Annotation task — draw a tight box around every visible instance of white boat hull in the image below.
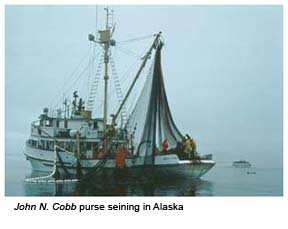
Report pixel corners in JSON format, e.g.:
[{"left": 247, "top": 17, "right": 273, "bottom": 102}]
[{"left": 24, "top": 145, "right": 215, "bottom": 179}]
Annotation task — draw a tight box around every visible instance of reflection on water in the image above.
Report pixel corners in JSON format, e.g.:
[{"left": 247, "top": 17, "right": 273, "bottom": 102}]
[
  {"left": 24, "top": 172, "right": 214, "bottom": 196},
  {"left": 75, "top": 178, "right": 213, "bottom": 196}
]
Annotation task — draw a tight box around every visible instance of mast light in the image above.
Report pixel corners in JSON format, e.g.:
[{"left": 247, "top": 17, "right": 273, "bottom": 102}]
[{"left": 88, "top": 34, "right": 95, "bottom": 41}]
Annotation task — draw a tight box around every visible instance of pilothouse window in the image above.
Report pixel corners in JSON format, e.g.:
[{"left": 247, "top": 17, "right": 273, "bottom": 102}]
[
  {"left": 45, "top": 120, "right": 51, "bottom": 126},
  {"left": 93, "top": 121, "right": 98, "bottom": 129},
  {"left": 48, "top": 141, "right": 54, "bottom": 151},
  {"left": 86, "top": 142, "right": 92, "bottom": 150},
  {"left": 31, "top": 140, "right": 37, "bottom": 147}
]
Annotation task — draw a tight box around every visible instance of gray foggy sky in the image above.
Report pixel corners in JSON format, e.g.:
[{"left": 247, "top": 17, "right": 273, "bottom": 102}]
[{"left": 5, "top": 5, "right": 282, "bottom": 168}]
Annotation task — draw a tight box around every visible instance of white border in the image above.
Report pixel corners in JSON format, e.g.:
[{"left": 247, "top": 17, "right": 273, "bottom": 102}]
[{"left": 1, "top": 1, "right": 286, "bottom": 228}]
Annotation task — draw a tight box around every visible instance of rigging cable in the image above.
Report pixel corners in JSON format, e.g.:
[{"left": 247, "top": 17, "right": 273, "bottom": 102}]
[
  {"left": 115, "top": 45, "right": 143, "bottom": 59},
  {"left": 52, "top": 49, "right": 102, "bottom": 110},
  {"left": 117, "top": 34, "right": 154, "bottom": 44},
  {"left": 87, "top": 43, "right": 96, "bottom": 98},
  {"left": 87, "top": 52, "right": 104, "bottom": 111},
  {"left": 48, "top": 46, "right": 94, "bottom": 109},
  {"left": 109, "top": 51, "right": 128, "bottom": 124}
]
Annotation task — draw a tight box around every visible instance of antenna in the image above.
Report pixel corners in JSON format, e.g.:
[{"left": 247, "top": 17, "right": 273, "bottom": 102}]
[
  {"left": 104, "top": 6, "right": 109, "bottom": 29},
  {"left": 104, "top": 6, "right": 114, "bottom": 29},
  {"left": 95, "top": 6, "right": 98, "bottom": 36}
]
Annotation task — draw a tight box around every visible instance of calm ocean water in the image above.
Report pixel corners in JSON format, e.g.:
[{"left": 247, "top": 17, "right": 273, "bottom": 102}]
[{"left": 5, "top": 135, "right": 283, "bottom": 196}]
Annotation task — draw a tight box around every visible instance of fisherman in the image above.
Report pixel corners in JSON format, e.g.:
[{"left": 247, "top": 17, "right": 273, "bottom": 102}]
[
  {"left": 175, "top": 141, "right": 184, "bottom": 159},
  {"left": 106, "top": 124, "right": 116, "bottom": 137},
  {"left": 190, "top": 138, "right": 197, "bottom": 160},
  {"left": 184, "top": 135, "right": 192, "bottom": 159},
  {"left": 98, "top": 145, "right": 105, "bottom": 159},
  {"left": 92, "top": 143, "right": 98, "bottom": 159},
  {"left": 116, "top": 144, "right": 128, "bottom": 169},
  {"left": 161, "top": 139, "right": 168, "bottom": 154}
]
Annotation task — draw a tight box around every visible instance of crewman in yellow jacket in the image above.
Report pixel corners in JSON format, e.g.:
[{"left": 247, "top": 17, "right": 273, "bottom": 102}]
[
  {"left": 184, "top": 137, "right": 192, "bottom": 159},
  {"left": 190, "top": 138, "right": 197, "bottom": 159}
]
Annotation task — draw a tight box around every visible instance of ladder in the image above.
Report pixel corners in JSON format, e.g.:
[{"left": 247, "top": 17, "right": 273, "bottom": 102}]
[
  {"left": 87, "top": 53, "right": 104, "bottom": 111},
  {"left": 109, "top": 50, "right": 128, "bottom": 124}
]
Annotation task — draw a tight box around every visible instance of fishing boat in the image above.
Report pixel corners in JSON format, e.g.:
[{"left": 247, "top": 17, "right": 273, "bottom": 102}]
[
  {"left": 24, "top": 8, "right": 215, "bottom": 181},
  {"left": 232, "top": 160, "right": 251, "bottom": 168}
]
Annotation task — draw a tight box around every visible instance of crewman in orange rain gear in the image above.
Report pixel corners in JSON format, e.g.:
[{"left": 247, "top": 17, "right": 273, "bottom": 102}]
[
  {"left": 116, "top": 144, "right": 128, "bottom": 169},
  {"left": 161, "top": 139, "right": 168, "bottom": 154}
]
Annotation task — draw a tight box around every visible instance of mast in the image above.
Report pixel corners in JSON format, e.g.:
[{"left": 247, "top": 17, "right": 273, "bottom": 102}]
[
  {"left": 88, "top": 7, "right": 116, "bottom": 152},
  {"left": 103, "top": 7, "right": 111, "bottom": 136}
]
